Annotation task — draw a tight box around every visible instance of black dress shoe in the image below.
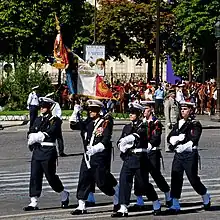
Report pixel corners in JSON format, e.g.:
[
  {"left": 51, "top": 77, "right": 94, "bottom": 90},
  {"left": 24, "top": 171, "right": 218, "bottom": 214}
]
[
  {"left": 111, "top": 212, "right": 128, "bottom": 218},
  {"left": 70, "top": 209, "right": 87, "bottom": 215},
  {"left": 166, "top": 199, "right": 173, "bottom": 208},
  {"left": 153, "top": 208, "right": 161, "bottom": 216},
  {"left": 164, "top": 208, "right": 180, "bottom": 215},
  {"left": 59, "top": 153, "right": 68, "bottom": 157},
  {"left": 204, "top": 201, "right": 211, "bottom": 211},
  {"left": 23, "top": 206, "right": 39, "bottom": 211},
  {"left": 113, "top": 204, "right": 120, "bottom": 213},
  {"left": 85, "top": 201, "right": 96, "bottom": 207},
  {"left": 128, "top": 204, "right": 145, "bottom": 212},
  {"left": 61, "top": 192, "right": 69, "bottom": 208}
]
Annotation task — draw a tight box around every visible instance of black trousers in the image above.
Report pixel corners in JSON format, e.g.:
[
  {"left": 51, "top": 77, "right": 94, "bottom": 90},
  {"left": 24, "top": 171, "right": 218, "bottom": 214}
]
[
  {"left": 155, "top": 99, "right": 164, "bottom": 116},
  {"left": 29, "top": 158, "right": 64, "bottom": 197},
  {"left": 57, "top": 124, "right": 64, "bottom": 155},
  {"left": 119, "top": 153, "right": 158, "bottom": 205},
  {"left": 89, "top": 148, "right": 112, "bottom": 194},
  {"left": 171, "top": 150, "right": 207, "bottom": 199},
  {"left": 76, "top": 155, "right": 117, "bottom": 200},
  {"left": 134, "top": 150, "right": 170, "bottom": 196},
  {"left": 29, "top": 105, "right": 38, "bottom": 128}
]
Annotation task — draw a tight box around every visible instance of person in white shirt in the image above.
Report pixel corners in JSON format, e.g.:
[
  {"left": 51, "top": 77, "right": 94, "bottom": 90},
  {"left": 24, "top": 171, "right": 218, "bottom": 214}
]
[
  {"left": 176, "top": 84, "right": 185, "bottom": 103},
  {"left": 46, "top": 92, "right": 67, "bottom": 157},
  {"left": 213, "top": 89, "right": 217, "bottom": 101},
  {"left": 27, "top": 86, "right": 40, "bottom": 128}
]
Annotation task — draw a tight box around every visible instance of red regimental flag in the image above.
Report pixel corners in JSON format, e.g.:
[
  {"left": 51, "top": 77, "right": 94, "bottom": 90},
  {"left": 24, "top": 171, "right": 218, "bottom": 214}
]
[
  {"left": 96, "top": 76, "right": 113, "bottom": 98},
  {"left": 53, "top": 15, "right": 69, "bottom": 69}
]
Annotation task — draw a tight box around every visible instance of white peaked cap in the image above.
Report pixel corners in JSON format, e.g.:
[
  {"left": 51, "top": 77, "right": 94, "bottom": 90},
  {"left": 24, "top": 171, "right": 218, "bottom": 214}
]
[
  {"left": 87, "top": 99, "right": 104, "bottom": 108},
  {"left": 140, "top": 100, "right": 155, "bottom": 106},
  {"left": 128, "top": 102, "right": 145, "bottom": 111},
  {"left": 39, "top": 97, "right": 56, "bottom": 104},
  {"left": 180, "top": 100, "right": 195, "bottom": 108}
]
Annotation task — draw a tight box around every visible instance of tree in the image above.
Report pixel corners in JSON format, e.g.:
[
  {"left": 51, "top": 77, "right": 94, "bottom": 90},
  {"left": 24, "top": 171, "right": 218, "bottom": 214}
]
[
  {"left": 0, "top": 66, "right": 54, "bottom": 110},
  {"left": 96, "top": 0, "right": 176, "bottom": 62},
  {"left": 0, "top": 0, "right": 87, "bottom": 66},
  {"left": 0, "top": 0, "right": 95, "bottom": 109},
  {"left": 171, "top": 0, "right": 220, "bottom": 79},
  {"left": 72, "top": 2, "right": 95, "bottom": 57}
]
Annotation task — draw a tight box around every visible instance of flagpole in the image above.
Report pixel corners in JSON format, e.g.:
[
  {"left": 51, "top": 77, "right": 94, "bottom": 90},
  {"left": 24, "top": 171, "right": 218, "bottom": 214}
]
[{"left": 92, "top": 0, "right": 97, "bottom": 44}]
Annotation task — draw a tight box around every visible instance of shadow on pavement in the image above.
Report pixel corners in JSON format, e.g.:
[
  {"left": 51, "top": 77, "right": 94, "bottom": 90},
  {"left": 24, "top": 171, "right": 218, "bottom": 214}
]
[{"left": 59, "top": 153, "right": 83, "bottom": 157}]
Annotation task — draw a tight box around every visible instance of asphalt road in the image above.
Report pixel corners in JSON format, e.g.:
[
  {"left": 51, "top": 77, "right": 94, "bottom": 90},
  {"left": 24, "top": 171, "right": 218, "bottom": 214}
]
[{"left": 0, "top": 125, "right": 220, "bottom": 220}]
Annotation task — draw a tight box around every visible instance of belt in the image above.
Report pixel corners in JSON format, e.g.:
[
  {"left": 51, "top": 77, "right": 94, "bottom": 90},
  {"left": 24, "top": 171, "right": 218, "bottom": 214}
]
[
  {"left": 131, "top": 148, "right": 148, "bottom": 153},
  {"left": 41, "top": 142, "right": 56, "bottom": 147}
]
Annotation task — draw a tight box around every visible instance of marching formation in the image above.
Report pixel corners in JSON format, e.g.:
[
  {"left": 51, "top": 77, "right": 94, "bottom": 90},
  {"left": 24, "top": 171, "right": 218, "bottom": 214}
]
[{"left": 23, "top": 88, "right": 211, "bottom": 217}]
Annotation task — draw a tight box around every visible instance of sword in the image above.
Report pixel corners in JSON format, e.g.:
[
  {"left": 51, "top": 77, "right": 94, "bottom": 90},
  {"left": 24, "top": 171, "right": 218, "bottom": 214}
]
[{"left": 76, "top": 111, "right": 91, "bottom": 169}]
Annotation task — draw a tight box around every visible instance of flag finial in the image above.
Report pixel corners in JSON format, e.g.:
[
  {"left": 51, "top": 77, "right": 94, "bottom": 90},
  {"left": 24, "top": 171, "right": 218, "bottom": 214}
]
[{"left": 55, "top": 14, "right": 60, "bottom": 32}]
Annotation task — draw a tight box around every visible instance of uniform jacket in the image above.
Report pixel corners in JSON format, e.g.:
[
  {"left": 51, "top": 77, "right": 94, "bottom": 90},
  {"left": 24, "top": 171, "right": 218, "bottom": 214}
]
[
  {"left": 118, "top": 118, "right": 162, "bottom": 151},
  {"left": 144, "top": 117, "right": 162, "bottom": 148},
  {"left": 82, "top": 115, "right": 113, "bottom": 150},
  {"left": 167, "top": 118, "right": 202, "bottom": 151},
  {"left": 28, "top": 114, "right": 62, "bottom": 160}
]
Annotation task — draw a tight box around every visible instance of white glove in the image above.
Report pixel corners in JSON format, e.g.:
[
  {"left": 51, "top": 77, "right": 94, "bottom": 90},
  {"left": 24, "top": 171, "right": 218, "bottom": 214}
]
[
  {"left": 120, "top": 134, "right": 135, "bottom": 146},
  {"left": 169, "top": 134, "right": 185, "bottom": 146},
  {"left": 27, "top": 106, "right": 29, "bottom": 110},
  {"left": 86, "top": 143, "right": 105, "bottom": 156},
  {"left": 119, "top": 142, "right": 134, "bottom": 153},
  {"left": 147, "top": 143, "right": 153, "bottom": 153},
  {"left": 176, "top": 141, "right": 193, "bottom": 153},
  {"left": 178, "top": 134, "right": 185, "bottom": 141},
  {"left": 169, "top": 136, "right": 179, "bottom": 146},
  {"left": 27, "top": 133, "right": 35, "bottom": 145},
  {"left": 28, "top": 132, "right": 45, "bottom": 145}
]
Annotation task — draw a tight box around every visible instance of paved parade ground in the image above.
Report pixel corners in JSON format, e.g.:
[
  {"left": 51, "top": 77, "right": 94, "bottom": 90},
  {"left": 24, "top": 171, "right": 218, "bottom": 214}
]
[{"left": 1, "top": 124, "right": 220, "bottom": 219}]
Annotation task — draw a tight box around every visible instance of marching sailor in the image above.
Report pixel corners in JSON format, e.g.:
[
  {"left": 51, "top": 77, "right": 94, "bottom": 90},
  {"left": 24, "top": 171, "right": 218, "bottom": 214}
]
[
  {"left": 131, "top": 101, "right": 172, "bottom": 211},
  {"left": 167, "top": 100, "right": 211, "bottom": 214},
  {"left": 111, "top": 102, "right": 161, "bottom": 218},
  {"left": 71, "top": 99, "right": 119, "bottom": 215},
  {"left": 23, "top": 97, "right": 69, "bottom": 211},
  {"left": 27, "top": 85, "right": 40, "bottom": 128}
]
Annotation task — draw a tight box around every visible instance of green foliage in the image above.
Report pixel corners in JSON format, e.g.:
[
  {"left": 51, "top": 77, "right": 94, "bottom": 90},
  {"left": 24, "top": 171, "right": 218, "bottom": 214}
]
[
  {"left": 0, "top": 0, "right": 88, "bottom": 64},
  {"left": 72, "top": 2, "right": 95, "bottom": 55},
  {"left": 96, "top": 0, "right": 176, "bottom": 61},
  {"left": 0, "top": 65, "right": 54, "bottom": 110},
  {"left": 0, "top": 0, "right": 95, "bottom": 109},
  {"left": 171, "top": 0, "right": 220, "bottom": 78}
]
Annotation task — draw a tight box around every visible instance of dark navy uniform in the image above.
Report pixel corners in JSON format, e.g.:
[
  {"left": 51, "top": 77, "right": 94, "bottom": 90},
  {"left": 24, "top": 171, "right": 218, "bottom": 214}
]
[
  {"left": 167, "top": 104, "right": 210, "bottom": 212},
  {"left": 72, "top": 100, "right": 118, "bottom": 215},
  {"left": 76, "top": 117, "right": 117, "bottom": 199},
  {"left": 118, "top": 120, "right": 159, "bottom": 202},
  {"left": 134, "top": 116, "right": 170, "bottom": 203},
  {"left": 82, "top": 114, "right": 114, "bottom": 205},
  {"left": 24, "top": 97, "right": 69, "bottom": 211},
  {"left": 28, "top": 115, "right": 64, "bottom": 197}
]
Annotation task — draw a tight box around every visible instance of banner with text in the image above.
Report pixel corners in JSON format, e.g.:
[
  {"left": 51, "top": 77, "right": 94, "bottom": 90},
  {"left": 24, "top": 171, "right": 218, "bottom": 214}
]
[{"left": 84, "top": 45, "right": 105, "bottom": 77}]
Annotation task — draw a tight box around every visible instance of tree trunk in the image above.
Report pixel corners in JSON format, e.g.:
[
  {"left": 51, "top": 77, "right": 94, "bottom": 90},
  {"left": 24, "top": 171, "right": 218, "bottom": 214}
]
[{"left": 147, "top": 56, "right": 153, "bottom": 81}]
